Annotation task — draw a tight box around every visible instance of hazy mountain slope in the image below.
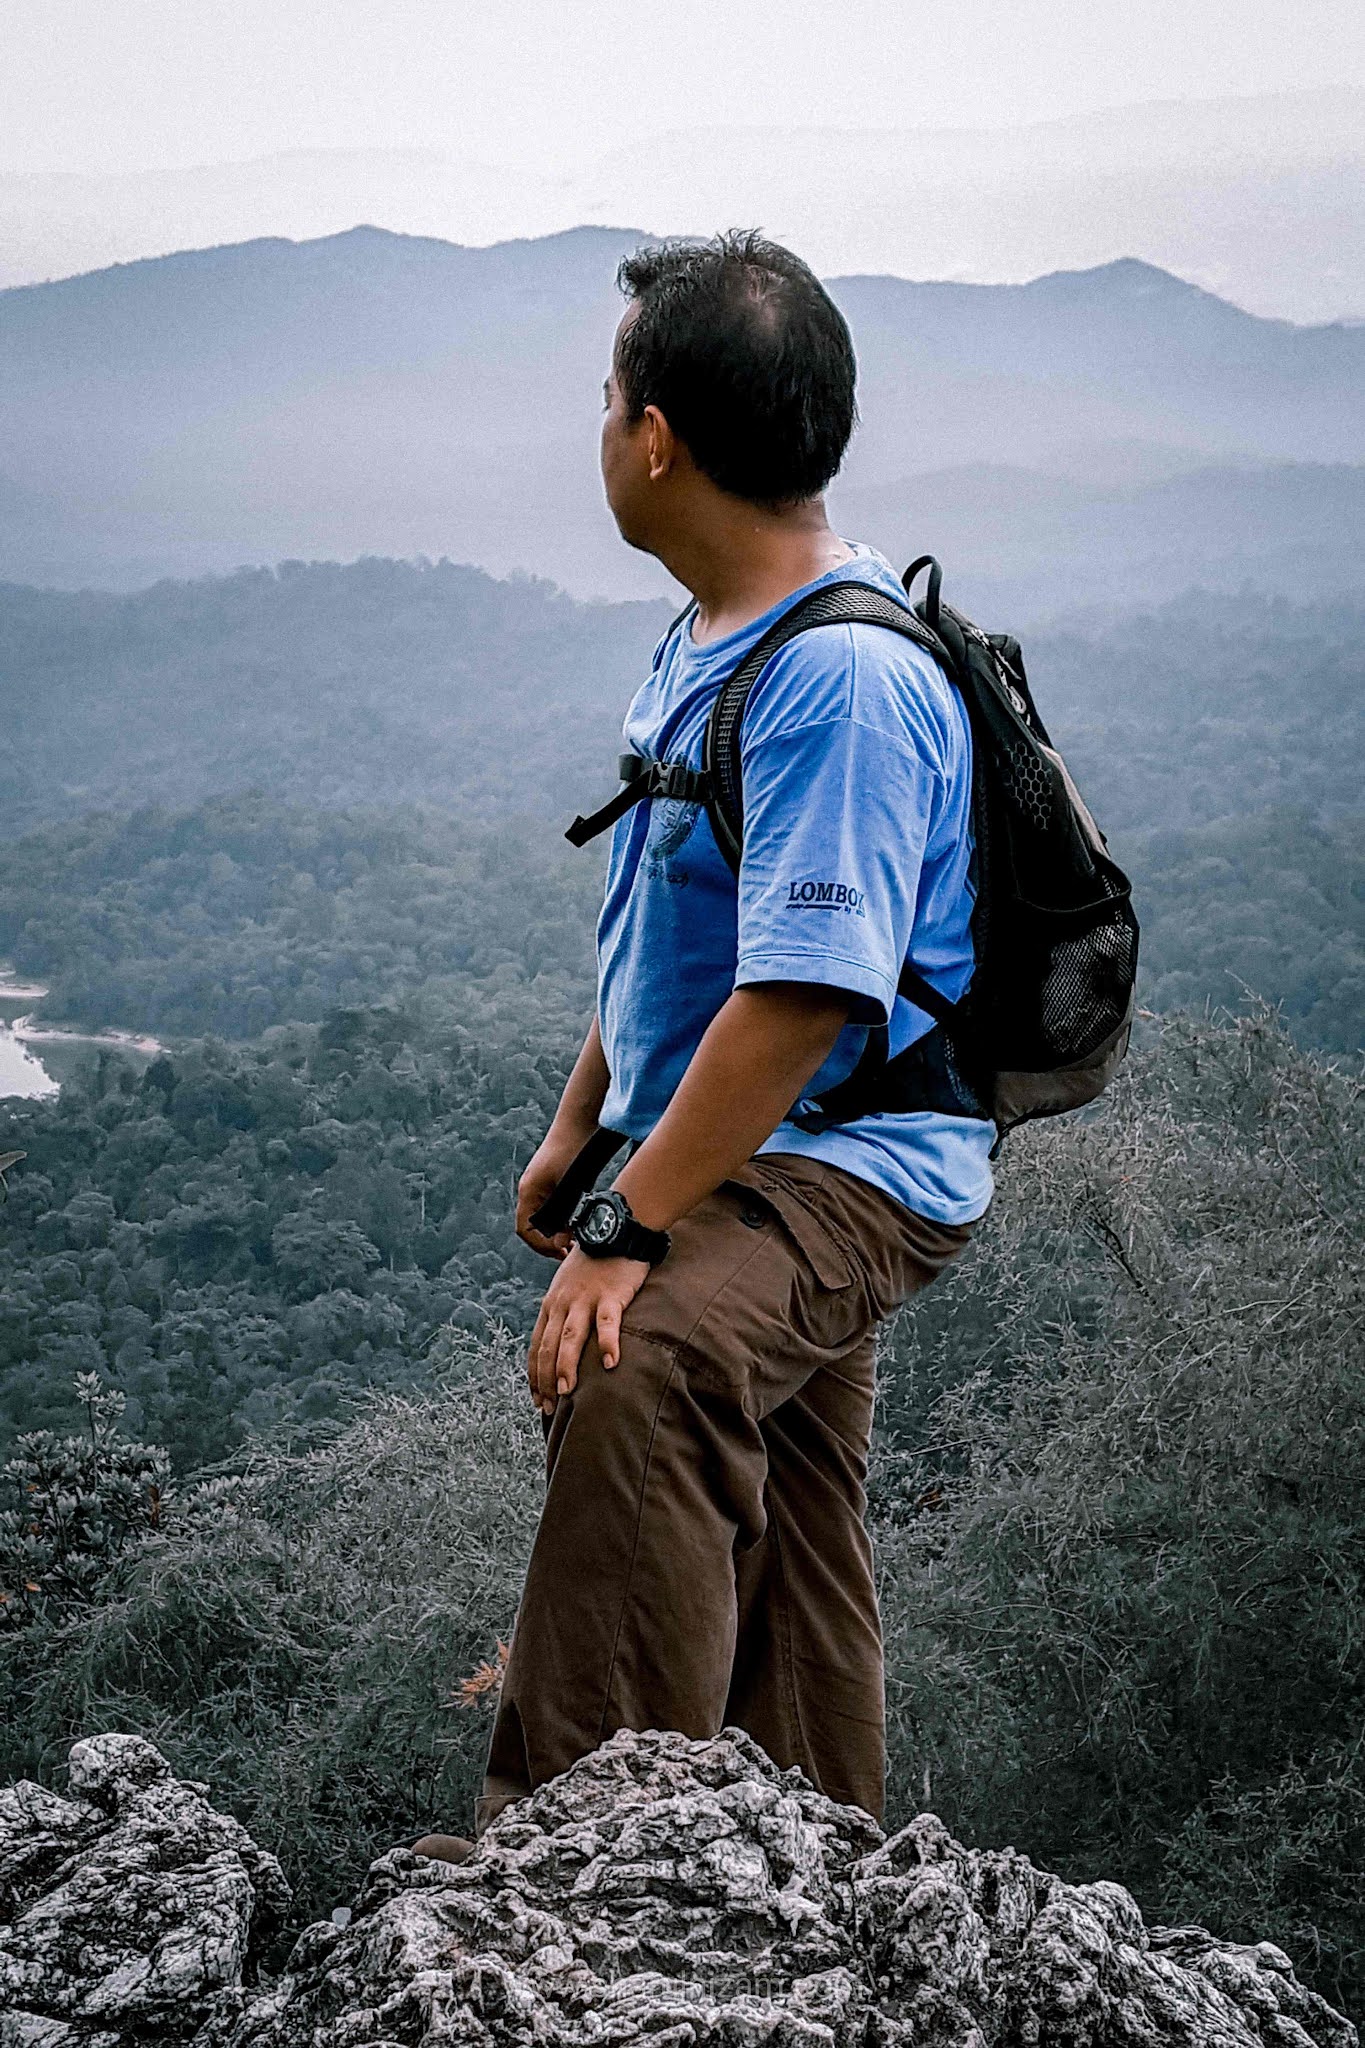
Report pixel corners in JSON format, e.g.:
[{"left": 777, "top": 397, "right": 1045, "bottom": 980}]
[
  {"left": 1, "top": 227, "right": 1360, "bottom": 603},
  {"left": 834, "top": 261, "right": 1364, "bottom": 480},
  {"left": 832, "top": 461, "right": 1365, "bottom": 617},
  {"left": 573, "top": 91, "right": 1365, "bottom": 326},
  {"left": 0, "top": 225, "right": 650, "bottom": 595},
  {"left": 0, "top": 557, "right": 674, "bottom": 836},
  {"left": 2, "top": 86, "right": 1361, "bottom": 321}
]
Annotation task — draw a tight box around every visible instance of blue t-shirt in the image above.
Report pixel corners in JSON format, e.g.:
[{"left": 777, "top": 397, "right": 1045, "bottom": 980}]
[{"left": 596, "top": 545, "right": 995, "bottom": 1226}]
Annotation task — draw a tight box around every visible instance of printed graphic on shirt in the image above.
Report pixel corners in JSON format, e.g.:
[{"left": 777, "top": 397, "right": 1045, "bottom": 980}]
[
  {"left": 644, "top": 798, "right": 700, "bottom": 882},
  {"left": 784, "top": 877, "right": 867, "bottom": 917}
]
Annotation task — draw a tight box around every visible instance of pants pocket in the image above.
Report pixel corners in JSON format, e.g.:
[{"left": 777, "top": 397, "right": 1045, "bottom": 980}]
[{"left": 725, "top": 1164, "right": 856, "bottom": 1293}]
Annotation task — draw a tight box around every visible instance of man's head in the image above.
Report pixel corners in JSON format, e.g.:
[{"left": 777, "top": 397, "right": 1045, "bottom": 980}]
[{"left": 600, "top": 231, "right": 857, "bottom": 557}]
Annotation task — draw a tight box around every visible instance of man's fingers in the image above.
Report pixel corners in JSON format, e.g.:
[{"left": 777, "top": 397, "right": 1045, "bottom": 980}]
[
  {"left": 530, "top": 1297, "right": 568, "bottom": 1412},
  {"left": 516, "top": 1175, "right": 566, "bottom": 1256},
  {"left": 535, "top": 1305, "right": 567, "bottom": 1409},
  {"left": 527, "top": 1299, "right": 552, "bottom": 1408},
  {"left": 527, "top": 1253, "right": 643, "bottom": 1416},
  {"left": 554, "top": 1309, "right": 591, "bottom": 1397},
  {"left": 519, "top": 1222, "right": 569, "bottom": 1261},
  {"left": 596, "top": 1296, "right": 623, "bottom": 1371}
]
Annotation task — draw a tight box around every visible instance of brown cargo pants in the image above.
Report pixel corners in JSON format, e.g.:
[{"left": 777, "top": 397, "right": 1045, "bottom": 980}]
[{"left": 478, "top": 1152, "right": 973, "bottom": 1831}]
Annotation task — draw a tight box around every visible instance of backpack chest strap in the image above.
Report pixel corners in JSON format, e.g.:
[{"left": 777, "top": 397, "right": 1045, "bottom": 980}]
[{"left": 567, "top": 753, "right": 711, "bottom": 847}]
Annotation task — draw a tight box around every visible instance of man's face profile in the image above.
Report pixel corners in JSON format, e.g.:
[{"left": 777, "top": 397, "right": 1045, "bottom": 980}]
[{"left": 600, "top": 309, "right": 657, "bottom": 554}]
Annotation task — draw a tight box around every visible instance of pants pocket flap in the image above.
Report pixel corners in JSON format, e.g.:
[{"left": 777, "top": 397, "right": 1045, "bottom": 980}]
[{"left": 731, "top": 1165, "right": 856, "bottom": 1291}]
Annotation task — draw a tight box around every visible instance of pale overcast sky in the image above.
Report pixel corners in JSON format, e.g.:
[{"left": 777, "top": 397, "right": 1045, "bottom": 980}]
[{"left": 3, "top": 0, "right": 1363, "bottom": 176}]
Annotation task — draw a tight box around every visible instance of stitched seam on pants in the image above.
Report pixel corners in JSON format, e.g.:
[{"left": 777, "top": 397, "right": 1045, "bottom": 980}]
[
  {"left": 768, "top": 1502, "right": 811, "bottom": 1776},
  {"left": 595, "top": 1346, "right": 681, "bottom": 1747}
]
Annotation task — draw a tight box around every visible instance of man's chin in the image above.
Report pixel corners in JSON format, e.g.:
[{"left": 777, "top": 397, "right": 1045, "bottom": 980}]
[{"left": 606, "top": 506, "right": 659, "bottom": 560}]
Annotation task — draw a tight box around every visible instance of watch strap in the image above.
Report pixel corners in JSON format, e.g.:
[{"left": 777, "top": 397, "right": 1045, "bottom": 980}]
[{"left": 615, "top": 1213, "right": 671, "bottom": 1266}]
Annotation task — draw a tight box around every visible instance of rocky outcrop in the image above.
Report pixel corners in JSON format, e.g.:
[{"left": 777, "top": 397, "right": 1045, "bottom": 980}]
[
  {"left": 0, "top": 1732, "right": 289, "bottom": 2045},
  {"left": 0, "top": 1728, "right": 1355, "bottom": 2048}
]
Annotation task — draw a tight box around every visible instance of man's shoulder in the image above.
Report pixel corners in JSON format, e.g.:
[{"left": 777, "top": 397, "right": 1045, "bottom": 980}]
[{"left": 743, "top": 600, "right": 962, "bottom": 761}]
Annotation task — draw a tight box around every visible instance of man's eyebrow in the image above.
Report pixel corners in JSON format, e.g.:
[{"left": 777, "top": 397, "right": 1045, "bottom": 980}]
[{"left": 602, "top": 377, "right": 612, "bottom": 404}]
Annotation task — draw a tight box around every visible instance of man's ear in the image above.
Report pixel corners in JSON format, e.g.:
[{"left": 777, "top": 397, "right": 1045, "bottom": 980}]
[{"left": 644, "top": 405, "right": 676, "bottom": 483}]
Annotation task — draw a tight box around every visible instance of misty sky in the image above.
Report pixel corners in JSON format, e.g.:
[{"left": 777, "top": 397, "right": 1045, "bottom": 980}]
[{"left": 4, "top": 0, "right": 1363, "bottom": 177}]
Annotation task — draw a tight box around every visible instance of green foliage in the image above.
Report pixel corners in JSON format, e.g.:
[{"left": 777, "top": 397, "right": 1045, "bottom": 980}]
[
  {"left": 0, "top": 797, "right": 601, "bottom": 1039},
  {"left": 1160, "top": 1744, "right": 1365, "bottom": 2009},
  {"left": 1122, "top": 808, "right": 1364, "bottom": 1051},
  {"left": 874, "top": 1010, "right": 1364, "bottom": 2010},
  {"left": 0, "top": 1373, "right": 169, "bottom": 1628},
  {"left": 0, "top": 988, "right": 585, "bottom": 1466},
  {"left": 1035, "top": 589, "right": 1364, "bottom": 837},
  {"left": 0, "top": 1332, "right": 540, "bottom": 1929}
]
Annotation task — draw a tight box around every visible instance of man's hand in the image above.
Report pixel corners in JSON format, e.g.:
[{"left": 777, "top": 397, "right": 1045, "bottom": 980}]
[
  {"left": 520, "top": 983, "right": 849, "bottom": 1410},
  {"left": 527, "top": 1246, "right": 649, "bottom": 1412},
  {"left": 517, "top": 1017, "right": 613, "bottom": 1259},
  {"left": 516, "top": 1125, "right": 592, "bottom": 1260}
]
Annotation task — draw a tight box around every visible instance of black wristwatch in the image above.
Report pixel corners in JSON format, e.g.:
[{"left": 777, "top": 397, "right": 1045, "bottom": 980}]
[{"left": 568, "top": 1190, "right": 671, "bottom": 1266}]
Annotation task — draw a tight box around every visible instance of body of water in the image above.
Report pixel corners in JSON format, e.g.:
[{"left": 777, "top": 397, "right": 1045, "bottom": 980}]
[{"left": 0, "top": 965, "right": 161, "bottom": 1100}]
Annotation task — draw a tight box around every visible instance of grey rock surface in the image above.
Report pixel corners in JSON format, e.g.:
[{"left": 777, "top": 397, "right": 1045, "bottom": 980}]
[
  {"left": 0, "top": 1732, "right": 289, "bottom": 2047},
  {"left": 2, "top": 1727, "right": 1356, "bottom": 2048}
]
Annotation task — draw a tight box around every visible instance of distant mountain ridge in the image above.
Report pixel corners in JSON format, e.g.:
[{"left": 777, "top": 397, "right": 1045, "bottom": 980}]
[
  {"left": 1, "top": 225, "right": 1361, "bottom": 607},
  {"left": 3, "top": 86, "right": 1362, "bottom": 321}
]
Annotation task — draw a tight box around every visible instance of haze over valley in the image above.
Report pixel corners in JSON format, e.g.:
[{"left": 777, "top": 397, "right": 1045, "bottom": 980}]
[
  {"left": 2, "top": 223, "right": 1362, "bottom": 608},
  {"left": 4, "top": 86, "right": 1364, "bottom": 323}
]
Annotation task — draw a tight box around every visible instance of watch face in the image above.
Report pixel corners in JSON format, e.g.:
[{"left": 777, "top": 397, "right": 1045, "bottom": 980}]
[{"left": 580, "top": 1199, "right": 618, "bottom": 1248}]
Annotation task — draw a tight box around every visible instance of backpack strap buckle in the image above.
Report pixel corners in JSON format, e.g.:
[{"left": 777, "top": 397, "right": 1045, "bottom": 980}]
[
  {"left": 651, "top": 760, "right": 709, "bottom": 803},
  {"left": 567, "top": 755, "right": 709, "bottom": 847}
]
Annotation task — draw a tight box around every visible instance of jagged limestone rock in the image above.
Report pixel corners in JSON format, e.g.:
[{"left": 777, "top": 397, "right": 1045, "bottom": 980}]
[
  {"left": 0, "top": 1732, "right": 289, "bottom": 2046},
  {"left": 209, "top": 1725, "right": 1355, "bottom": 2048},
  {"left": 1, "top": 1727, "right": 1355, "bottom": 2048}
]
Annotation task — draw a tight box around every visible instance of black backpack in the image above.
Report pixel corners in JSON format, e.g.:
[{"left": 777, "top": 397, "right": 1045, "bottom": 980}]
[{"left": 564, "top": 557, "right": 1138, "bottom": 1159}]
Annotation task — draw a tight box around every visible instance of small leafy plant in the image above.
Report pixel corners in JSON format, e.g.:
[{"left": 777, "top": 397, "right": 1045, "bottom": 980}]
[{"left": 0, "top": 1372, "right": 169, "bottom": 1627}]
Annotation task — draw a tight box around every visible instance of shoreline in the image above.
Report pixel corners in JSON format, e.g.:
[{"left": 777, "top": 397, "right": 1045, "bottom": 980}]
[
  {"left": 12, "top": 1015, "right": 163, "bottom": 1058},
  {"left": 1, "top": 969, "right": 164, "bottom": 1100}
]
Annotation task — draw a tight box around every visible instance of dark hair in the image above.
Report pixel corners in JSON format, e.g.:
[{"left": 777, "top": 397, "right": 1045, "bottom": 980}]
[{"left": 614, "top": 231, "right": 857, "bottom": 507}]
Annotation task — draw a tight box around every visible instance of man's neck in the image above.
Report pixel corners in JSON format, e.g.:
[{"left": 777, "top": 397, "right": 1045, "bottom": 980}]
[{"left": 660, "top": 497, "right": 856, "bottom": 648}]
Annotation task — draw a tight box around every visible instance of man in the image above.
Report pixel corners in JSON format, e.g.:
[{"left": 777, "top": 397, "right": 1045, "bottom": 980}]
[{"left": 415, "top": 231, "right": 994, "bottom": 1860}]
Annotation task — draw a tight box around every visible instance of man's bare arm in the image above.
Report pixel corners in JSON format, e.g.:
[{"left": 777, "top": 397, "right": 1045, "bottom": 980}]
[
  {"left": 525, "top": 983, "right": 851, "bottom": 1409},
  {"left": 516, "top": 1015, "right": 611, "bottom": 1258},
  {"left": 612, "top": 984, "right": 850, "bottom": 1229}
]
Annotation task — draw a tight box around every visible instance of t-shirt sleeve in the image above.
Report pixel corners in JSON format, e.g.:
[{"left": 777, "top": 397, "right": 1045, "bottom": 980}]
[{"left": 733, "top": 709, "right": 941, "bottom": 1025}]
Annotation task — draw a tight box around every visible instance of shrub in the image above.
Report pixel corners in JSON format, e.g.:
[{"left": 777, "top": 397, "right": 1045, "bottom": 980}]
[
  {"left": 0, "top": 1373, "right": 169, "bottom": 1628},
  {"left": 0, "top": 1328, "right": 541, "bottom": 1924},
  {"left": 875, "top": 1010, "right": 1364, "bottom": 2010},
  {"left": 1160, "top": 1743, "right": 1365, "bottom": 2013}
]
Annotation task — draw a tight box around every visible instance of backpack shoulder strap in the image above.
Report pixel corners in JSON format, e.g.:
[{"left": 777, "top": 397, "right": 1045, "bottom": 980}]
[{"left": 702, "top": 579, "right": 952, "bottom": 871}]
